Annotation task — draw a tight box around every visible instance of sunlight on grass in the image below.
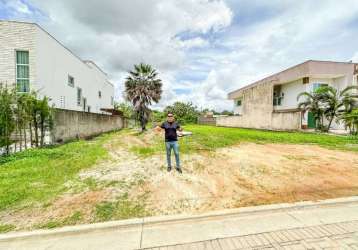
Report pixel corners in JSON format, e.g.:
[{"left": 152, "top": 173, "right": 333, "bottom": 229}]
[
  {"left": 128, "top": 124, "right": 358, "bottom": 158},
  {"left": 0, "top": 224, "right": 15, "bottom": 233},
  {"left": 0, "top": 132, "right": 116, "bottom": 211},
  {"left": 36, "top": 211, "right": 83, "bottom": 229},
  {"left": 94, "top": 193, "right": 149, "bottom": 221}
]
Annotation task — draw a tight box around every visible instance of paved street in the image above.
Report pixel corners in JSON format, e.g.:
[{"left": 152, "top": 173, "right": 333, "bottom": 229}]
[
  {"left": 144, "top": 220, "right": 358, "bottom": 249},
  {"left": 1, "top": 197, "right": 357, "bottom": 250}
]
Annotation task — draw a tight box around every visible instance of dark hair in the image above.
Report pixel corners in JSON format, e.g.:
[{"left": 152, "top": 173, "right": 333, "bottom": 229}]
[{"left": 167, "top": 112, "right": 174, "bottom": 117}]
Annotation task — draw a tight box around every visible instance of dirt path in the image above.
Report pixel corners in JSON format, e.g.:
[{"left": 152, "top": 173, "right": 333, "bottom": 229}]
[
  {"left": 79, "top": 130, "right": 358, "bottom": 215},
  {"left": 2, "top": 130, "right": 358, "bottom": 231}
]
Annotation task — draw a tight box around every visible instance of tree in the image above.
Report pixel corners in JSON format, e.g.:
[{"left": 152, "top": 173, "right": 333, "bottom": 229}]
[
  {"left": 319, "top": 86, "right": 358, "bottom": 131},
  {"left": 164, "top": 102, "right": 199, "bottom": 124},
  {"left": 297, "top": 90, "right": 325, "bottom": 131},
  {"left": 124, "top": 63, "right": 162, "bottom": 131},
  {"left": 340, "top": 109, "right": 358, "bottom": 135},
  {"left": 37, "top": 96, "right": 53, "bottom": 147},
  {"left": 114, "top": 101, "right": 134, "bottom": 119},
  {"left": 0, "top": 85, "right": 53, "bottom": 155},
  {"left": 14, "top": 93, "right": 28, "bottom": 151},
  {"left": 150, "top": 110, "right": 165, "bottom": 123},
  {"left": 221, "top": 110, "right": 234, "bottom": 116},
  {"left": 298, "top": 85, "right": 358, "bottom": 132},
  {"left": 0, "top": 85, "right": 16, "bottom": 155}
]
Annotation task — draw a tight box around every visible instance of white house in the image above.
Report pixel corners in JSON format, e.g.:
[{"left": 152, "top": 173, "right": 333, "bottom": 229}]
[
  {"left": 217, "top": 60, "right": 358, "bottom": 130},
  {"left": 0, "top": 20, "right": 114, "bottom": 114}
]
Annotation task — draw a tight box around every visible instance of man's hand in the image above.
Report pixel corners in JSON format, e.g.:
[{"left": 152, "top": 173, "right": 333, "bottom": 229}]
[
  {"left": 155, "top": 125, "right": 162, "bottom": 133},
  {"left": 177, "top": 127, "right": 183, "bottom": 137}
]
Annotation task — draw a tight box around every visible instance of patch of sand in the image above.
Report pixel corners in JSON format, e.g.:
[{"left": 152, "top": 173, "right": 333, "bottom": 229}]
[{"left": 81, "top": 131, "right": 358, "bottom": 215}]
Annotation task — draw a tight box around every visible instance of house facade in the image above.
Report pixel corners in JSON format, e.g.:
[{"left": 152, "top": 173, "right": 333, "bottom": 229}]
[
  {"left": 217, "top": 60, "right": 358, "bottom": 130},
  {"left": 0, "top": 20, "right": 114, "bottom": 114}
]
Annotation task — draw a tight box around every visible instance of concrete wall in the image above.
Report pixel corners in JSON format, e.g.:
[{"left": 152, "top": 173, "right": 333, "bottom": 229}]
[
  {"left": 198, "top": 116, "right": 216, "bottom": 125},
  {"left": 217, "top": 79, "right": 302, "bottom": 130},
  {"left": 217, "top": 111, "right": 301, "bottom": 131},
  {"left": 271, "top": 111, "right": 301, "bottom": 130},
  {"left": 52, "top": 109, "right": 124, "bottom": 143},
  {"left": 223, "top": 81, "right": 274, "bottom": 129},
  {"left": 279, "top": 79, "right": 306, "bottom": 109}
]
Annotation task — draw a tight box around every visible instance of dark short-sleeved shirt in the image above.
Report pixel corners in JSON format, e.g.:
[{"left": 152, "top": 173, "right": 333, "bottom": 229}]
[{"left": 161, "top": 121, "right": 181, "bottom": 142}]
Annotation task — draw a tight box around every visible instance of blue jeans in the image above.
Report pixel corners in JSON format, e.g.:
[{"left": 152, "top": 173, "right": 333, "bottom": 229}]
[{"left": 165, "top": 141, "right": 180, "bottom": 169}]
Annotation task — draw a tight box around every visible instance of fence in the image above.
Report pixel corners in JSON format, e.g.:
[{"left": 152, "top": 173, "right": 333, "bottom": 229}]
[
  {"left": 52, "top": 109, "right": 124, "bottom": 143},
  {"left": 197, "top": 116, "right": 216, "bottom": 126}
]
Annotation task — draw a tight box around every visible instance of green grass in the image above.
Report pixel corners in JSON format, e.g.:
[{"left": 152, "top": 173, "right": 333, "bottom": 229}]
[
  {"left": 0, "top": 133, "right": 114, "bottom": 211},
  {"left": 130, "top": 146, "right": 157, "bottom": 157},
  {"left": 94, "top": 193, "right": 149, "bottom": 222},
  {"left": 36, "top": 211, "right": 83, "bottom": 229},
  {"left": 185, "top": 125, "right": 358, "bottom": 151},
  {"left": 0, "top": 224, "right": 15, "bottom": 233},
  {"left": 130, "top": 124, "right": 358, "bottom": 157}
]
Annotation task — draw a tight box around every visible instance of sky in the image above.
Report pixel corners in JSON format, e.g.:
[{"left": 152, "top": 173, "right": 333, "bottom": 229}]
[{"left": 1, "top": 0, "right": 358, "bottom": 111}]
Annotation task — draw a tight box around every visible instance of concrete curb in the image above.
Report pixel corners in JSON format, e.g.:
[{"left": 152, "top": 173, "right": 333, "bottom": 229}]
[{"left": 1, "top": 196, "right": 357, "bottom": 242}]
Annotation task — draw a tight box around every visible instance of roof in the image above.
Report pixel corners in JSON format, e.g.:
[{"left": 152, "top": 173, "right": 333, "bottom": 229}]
[
  {"left": 228, "top": 60, "right": 357, "bottom": 99},
  {"left": 100, "top": 108, "right": 123, "bottom": 116},
  {"left": 0, "top": 20, "right": 113, "bottom": 86},
  {"left": 83, "top": 60, "right": 108, "bottom": 76}
]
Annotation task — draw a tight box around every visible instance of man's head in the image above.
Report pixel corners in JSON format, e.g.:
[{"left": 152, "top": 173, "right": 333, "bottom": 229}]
[{"left": 167, "top": 112, "right": 175, "bottom": 123}]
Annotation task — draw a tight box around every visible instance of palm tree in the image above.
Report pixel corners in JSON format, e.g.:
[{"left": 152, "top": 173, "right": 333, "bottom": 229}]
[
  {"left": 340, "top": 109, "right": 358, "bottom": 135},
  {"left": 124, "top": 63, "right": 162, "bottom": 131},
  {"left": 320, "top": 85, "right": 358, "bottom": 131},
  {"left": 298, "top": 85, "right": 358, "bottom": 132},
  {"left": 297, "top": 91, "right": 324, "bottom": 130}
]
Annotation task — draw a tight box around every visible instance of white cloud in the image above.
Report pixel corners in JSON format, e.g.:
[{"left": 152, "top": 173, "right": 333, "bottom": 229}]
[
  {"left": 27, "top": 0, "right": 233, "bottom": 109},
  {"left": 177, "top": 37, "right": 209, "bottom": 50},
  {"left": 5, "top": 0, "right": 32, "bottom": 14},
  {"left": 6, "top": 0, "right": 358, "bottom": 112}
]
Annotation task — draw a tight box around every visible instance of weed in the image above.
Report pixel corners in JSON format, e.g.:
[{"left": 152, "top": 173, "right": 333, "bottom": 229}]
[
  {"left": 94, "top": 194, "right": 149, "bottom": 222},
  {"left": 0, "top": 224, "right": 15, "bottom": 233},
  {"left": 36, "top": 211, "right": 83, "bottom": 229}
]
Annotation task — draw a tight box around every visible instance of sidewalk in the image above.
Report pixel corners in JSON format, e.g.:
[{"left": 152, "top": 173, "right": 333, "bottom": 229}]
[
  {"left": 144, "top": 219, "right": 358, "bottom": 249},
  {"left": 0, "top": 196, "right": 357, "bottom": 250}
]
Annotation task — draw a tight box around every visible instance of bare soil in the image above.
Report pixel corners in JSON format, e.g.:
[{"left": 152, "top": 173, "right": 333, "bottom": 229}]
[{"left": 2, "top": 130, "right": 358, "bottom": 230}]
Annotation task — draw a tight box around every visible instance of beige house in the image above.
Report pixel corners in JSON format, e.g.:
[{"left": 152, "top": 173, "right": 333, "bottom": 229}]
[{"left": 217, "top": 60, "right": 358, "bottom": 130}]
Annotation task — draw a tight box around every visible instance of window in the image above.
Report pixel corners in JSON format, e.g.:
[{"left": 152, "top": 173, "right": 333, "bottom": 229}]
[
  {"left": 83, "top": 98, "right": 87, "bottom": 111},
  {"left": 87, "top": 106, "right": 91, "bottom": 113},
  {"left": 77, "top": 87, "right": 82, "bottom": 106},
  {"left": 68, "top": 75, "right": 74, "bottom": 87},
  {"left": 111, "top": 96, "right": 114, "bottom": 105},
  {"left": 302, "top": 77, "right": 309, "bottom": 84},
  {"left": 236, "top": 99, "right": 242, "bottom": 106},
  {"left": 16, "top": 51, "right": 30, "bottom": 92},
  {"left": 60, "top": 96, "right": 65, "bottom": 109},
  {"left": 98, "top": 91, "right": 102, "bottom": 98},
  {"left": 273, "top": 92, "right": 284, "bottom": 106},
  {"left": 313, "top": 83, "right": 328, "bottom": 91}
]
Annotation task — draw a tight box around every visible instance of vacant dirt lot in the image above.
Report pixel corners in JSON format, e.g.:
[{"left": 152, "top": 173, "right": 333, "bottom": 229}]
[{"left": 2, "top": 129, "right": 358, "bottom": 231}]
